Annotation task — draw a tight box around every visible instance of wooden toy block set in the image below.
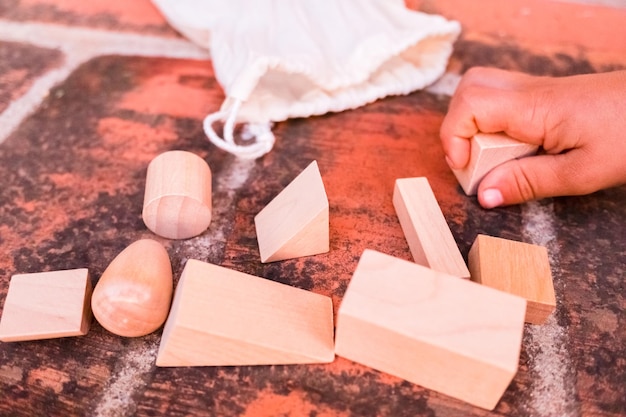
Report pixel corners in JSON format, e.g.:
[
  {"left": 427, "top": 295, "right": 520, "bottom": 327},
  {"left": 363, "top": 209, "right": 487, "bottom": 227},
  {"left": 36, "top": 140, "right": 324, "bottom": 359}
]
[{"left": 0, "top": 134, "right": 555, "bottom": 411}]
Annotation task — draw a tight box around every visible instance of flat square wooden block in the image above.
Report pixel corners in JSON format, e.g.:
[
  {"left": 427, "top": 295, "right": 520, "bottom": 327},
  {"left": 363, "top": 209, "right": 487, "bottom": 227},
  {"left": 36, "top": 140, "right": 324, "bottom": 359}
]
[
  {"left": 393, "top": 177, "right": 470, "bottom": 279},
  {"left": 468, "top": 234, "right": 556, "bottom": 324},
  {"left": 452, "top": 133, "right": 538, "bottom": 195},
  {"left": 254, "top": 160, "right": 329, "bottom": 263},
  {"left": 0, "top": 268, "right": 92, "bottom": 342},
  {"left": 156, "top": 259, "right": 335, "bottom": 366},
  {"left": 335, "top": 250, "right": 526, "bottom": 410}
]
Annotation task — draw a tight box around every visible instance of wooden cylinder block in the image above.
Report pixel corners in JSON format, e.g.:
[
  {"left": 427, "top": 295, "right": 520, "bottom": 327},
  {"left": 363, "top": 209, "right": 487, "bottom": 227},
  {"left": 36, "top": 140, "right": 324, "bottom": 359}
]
[{"left": 143, "top": 150, "right": 212, "bottom": 239}]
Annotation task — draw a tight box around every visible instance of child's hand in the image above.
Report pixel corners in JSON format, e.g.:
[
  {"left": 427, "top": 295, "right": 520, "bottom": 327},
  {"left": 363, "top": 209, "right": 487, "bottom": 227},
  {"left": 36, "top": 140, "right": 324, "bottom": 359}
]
[{"left": 440, "top": 67, "right": 626, "bottom": 208}]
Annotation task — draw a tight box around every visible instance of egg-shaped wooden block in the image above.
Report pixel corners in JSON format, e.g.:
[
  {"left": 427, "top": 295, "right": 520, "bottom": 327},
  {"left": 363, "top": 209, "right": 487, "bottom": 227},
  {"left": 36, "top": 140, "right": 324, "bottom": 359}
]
[{"left": 92, "top": 239, "right": 173, "bottom": 337}]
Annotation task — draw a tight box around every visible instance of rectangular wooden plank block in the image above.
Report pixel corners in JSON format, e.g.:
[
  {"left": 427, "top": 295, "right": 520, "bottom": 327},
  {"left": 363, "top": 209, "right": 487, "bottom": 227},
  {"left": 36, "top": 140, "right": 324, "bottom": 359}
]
[
  {"left": 255, "top": 160, "right": 329, "bottom": 263},
  {"left": 335, "top": 250, "right": 526, "bottom": 410},
  {"left": 468, "top": 234, "right": 556, "bottom": 324},
  {"left": 0, "top": 269, "right": 92, "bottom": 342},
  {"left": 452, "top": 132, "right": 538, "bottom": 195},
  {"left": 156, "top": 259, "right": 335, "bottom": 366},
  {"left": 393, "top": 177, "right": 470, "bottom": 279}
]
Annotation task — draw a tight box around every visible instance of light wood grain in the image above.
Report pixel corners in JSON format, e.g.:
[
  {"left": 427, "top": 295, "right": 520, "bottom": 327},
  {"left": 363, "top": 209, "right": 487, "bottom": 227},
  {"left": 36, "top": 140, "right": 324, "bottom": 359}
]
[
  {"left": 91, "top": 239, "right": 173, "bottom": 337},
  {"left": 468, "top": 234, "right": 556, "bottom": 324},
  {"left": 254, "top": 160, "right": 329, "bottom": 263},
  {"left": 393, "top": 177, "right": 470, "bottom": 279},
  {"left": 142, "top": 150, "right": 212, "bottom": 239},
  {"left": 335, "top": 249, "right": 526, "bottom": 410},
  {"left": 0, "top": 269, "right": 92, "bottom": 342},
  {"left": 156, "top": 259, "right": 335, "bottom": 367},
  {"left": 452, "top": 132, "right": 538, "bottom": 195}
]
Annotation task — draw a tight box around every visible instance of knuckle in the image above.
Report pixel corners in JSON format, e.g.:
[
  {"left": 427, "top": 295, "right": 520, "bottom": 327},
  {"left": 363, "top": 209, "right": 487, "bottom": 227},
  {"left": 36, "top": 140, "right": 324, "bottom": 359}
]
[
  {"left": 457, "top": 67, "right": 490, "bottom": 91},
  {"left": 463, "top": 66, "right": 486, "bottom": 79},
  {"left": 454, "top": 84, "right": 482, "bottom": 107},
  {"left": 527, "top": 88, "right": 555, "bottom": 140}
]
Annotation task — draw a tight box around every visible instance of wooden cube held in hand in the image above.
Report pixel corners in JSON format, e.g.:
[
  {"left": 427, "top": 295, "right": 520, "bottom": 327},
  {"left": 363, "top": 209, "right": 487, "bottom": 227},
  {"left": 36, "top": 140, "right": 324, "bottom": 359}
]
[{"left": 451, "top": 132, "right": 538, "bottom": 195}]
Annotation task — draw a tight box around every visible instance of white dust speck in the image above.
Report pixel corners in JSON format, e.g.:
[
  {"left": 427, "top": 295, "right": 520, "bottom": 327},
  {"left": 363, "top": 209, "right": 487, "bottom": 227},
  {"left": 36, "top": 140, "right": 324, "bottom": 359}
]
[
  {"left": 522, "top": 201, "right": 578, "bottom": 417},
  {"left": 216, "top": 157, "right": 256, "bottom": 190},
  {"left": 0, "top": 20, "right": 209, "bottom": 145},
  {"left": 181, "top": 157, "right": 256, "bottom": 260},
  {"left": 94, "top": 336, "right": 159, "bottom": 417},
  {"left": 93, "top": 159, "right": 255, "bottom": 415}
]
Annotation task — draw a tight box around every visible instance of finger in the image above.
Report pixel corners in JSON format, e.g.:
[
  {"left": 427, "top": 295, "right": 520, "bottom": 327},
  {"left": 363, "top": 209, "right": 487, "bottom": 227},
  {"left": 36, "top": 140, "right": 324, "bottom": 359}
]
[
  {"left": 441, "top": 134, "right": 471, "bottom": 169},
  {"left": 439, "top": 84, "right": 480, "bottom": 169},
  {"left": 441, "top": 68, "right": 514, "bottom": 169},
  {"left": 455, "top": 67, "right": 530, "bottom": 91},
  {"left": 440, "top": 86, "right": 520, "bottom": 168},
  {"left": 440, "top": 87, "right": 483, "bottom": 168},
  {"left": 441, "top": 69, "right": 545, "bottom": 169},
  {"left": 442, "top": 86, "right": 549, "bottom": 165},
  {"left": 476, "top": 152, "right": 592, "bottom": 208}
]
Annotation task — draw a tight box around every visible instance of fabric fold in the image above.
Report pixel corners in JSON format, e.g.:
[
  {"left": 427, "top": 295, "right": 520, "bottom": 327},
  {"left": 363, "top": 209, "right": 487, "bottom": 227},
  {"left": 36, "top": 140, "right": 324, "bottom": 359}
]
[{"left": 153, "top": 0, "right": 461, "bottom": 158}]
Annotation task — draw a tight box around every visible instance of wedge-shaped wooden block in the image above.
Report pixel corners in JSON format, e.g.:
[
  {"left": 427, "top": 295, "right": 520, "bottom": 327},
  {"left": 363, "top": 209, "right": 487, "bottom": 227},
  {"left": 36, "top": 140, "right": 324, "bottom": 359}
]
[
  {"left": 468, "top": 234, "right": 556, "bottom": 324},
  {"left": 0, "top": 269, "right": 92, "bottom": 342},
  {"left": 335, "top": 250, "right": 526, "bottom": 410},
  {"left": 393, "top": 177, "right": 470, "bottom": 279},
  {"left": 255, "top": 160, "right": 329, "bottom": 263},
  {"left": 452, "top": 132, "right": 538, "bottom": 195},
  {"left": 156, "top": 259, "right": 334, "bottom": 366}
]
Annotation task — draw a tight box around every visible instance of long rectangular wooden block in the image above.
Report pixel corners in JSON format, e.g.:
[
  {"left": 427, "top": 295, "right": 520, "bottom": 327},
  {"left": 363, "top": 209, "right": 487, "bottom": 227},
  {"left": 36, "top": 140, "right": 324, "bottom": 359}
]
[
  {"left": 452, "top": 132, "right": 538, "bottom": 195},
  {"left": 156, "top": 259, "right": 335, "bottom": 366},
  {"left": 393, "top": 177, "right": 470, "bottom": 279},
  {"left": 0, "top": 269, "right": 92, "bottom": 342},
  {"left": 335, "top": 250, "right": 526, "bottom": 410},
  {"left": 468, "top": 234, "right": 556, "bottom": 324}
]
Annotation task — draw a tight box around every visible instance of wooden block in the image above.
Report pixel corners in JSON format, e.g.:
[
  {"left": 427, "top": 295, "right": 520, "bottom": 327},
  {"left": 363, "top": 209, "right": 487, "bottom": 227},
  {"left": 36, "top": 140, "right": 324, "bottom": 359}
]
[
  {"left": 254, "top": 160, "right": 329, "bottom": 263},
  {"left": 156, "top": 259, "right": 334, "bottom": 366},
  {"left": 0, "top": 269, "right": 92, "bottom": 342},
  {"left": 393, "top": 177, "right": 470, "bottom": 279},
  {"left": 143, "top": 150, "right": 212, "bottom": 239},
  {"left": 91, "top": 239, "right": 173, "bottom": 337},
  {"left": 335, "top": 249, "right": 526, "bottom": 410},
  {"left": 468, "top": 234, "right": 556, "bottom": 324},
  {"left": 451, "top": 132, "right": 538, "bottom": 195}
]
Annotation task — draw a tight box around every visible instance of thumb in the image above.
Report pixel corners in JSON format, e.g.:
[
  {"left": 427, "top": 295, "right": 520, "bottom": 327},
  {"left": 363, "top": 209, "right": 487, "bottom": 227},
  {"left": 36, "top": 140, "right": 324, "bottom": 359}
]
[{"left": 476, "top": 153, "right": 585, "bottom": 208}]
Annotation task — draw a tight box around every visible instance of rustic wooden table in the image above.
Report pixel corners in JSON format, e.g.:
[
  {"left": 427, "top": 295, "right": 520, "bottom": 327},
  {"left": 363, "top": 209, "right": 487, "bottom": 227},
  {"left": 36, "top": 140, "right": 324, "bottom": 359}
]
[{"left": 0, "top": 1, "right": 625, "bottom": 416}]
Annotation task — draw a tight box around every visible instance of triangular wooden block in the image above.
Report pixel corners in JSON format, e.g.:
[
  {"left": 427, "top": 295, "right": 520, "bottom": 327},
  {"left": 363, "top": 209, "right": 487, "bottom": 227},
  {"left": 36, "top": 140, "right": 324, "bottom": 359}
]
[
  {"left": 156, "top": 259, "right": 335, "bottom": 367},
  {"left": 335, "top": 250, "right": 526, "bottom": 410},
  {"left": 255, "top": 160, "right": 329, "bottom": 263}
]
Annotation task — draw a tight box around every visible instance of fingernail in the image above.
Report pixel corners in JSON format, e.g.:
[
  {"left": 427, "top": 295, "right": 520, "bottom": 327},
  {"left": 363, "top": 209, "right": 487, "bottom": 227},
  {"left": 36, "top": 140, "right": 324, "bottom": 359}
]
[
  {"left": 445, "top": 155, "right": 458, "bottom": 169},
  {"left": 481, "top": 189, "right": 504, "bottom": 208}
]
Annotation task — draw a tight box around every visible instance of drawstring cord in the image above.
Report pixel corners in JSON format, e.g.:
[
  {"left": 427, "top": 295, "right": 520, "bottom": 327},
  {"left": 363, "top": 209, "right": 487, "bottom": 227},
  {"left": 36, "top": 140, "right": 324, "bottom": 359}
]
[{"left": 203, "top": 98, "right": 275, "bottom": 159}]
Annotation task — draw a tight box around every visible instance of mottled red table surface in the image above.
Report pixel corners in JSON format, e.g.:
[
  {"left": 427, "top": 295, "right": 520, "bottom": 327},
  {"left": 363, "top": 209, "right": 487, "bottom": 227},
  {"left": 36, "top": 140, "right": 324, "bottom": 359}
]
[{"left": 0, "top": 1, "right": 625, "bottom": 416}]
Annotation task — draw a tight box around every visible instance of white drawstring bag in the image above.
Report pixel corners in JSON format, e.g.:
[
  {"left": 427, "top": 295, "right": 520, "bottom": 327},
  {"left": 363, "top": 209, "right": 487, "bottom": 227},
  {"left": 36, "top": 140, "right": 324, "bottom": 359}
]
[{"left": 152, "top": 0, "right": 461, "bottom": 158}]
